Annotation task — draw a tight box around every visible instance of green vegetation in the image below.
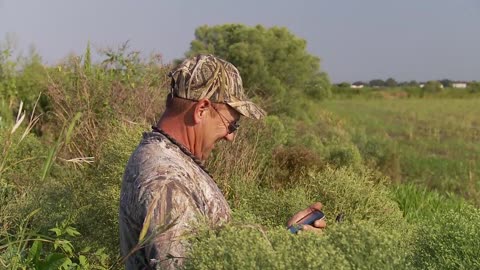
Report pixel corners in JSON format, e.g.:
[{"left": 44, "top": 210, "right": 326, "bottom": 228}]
[
  {"left": 1, "top": 24, "right": 479, "bottom": 269},
  {"left": 187, "top": 24, "right": 331, "bottom": 117},
  {"left": 321, "top": 98, "right": 480, "bottom": 204}
]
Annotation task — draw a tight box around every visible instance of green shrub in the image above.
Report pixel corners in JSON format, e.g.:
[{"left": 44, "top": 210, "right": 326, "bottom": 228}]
[
  {"left": 230, "top": 185, "right": 312, "bottom": 227},
  {"left": 14, "top": 161, "right": 83, "bottom": 234},
  {"left": 0, "top": 132, "right": 46, "bottom": 186},
  {"left": 14, "top": 55, "right": 49, "bottom": 113},
  {"left": 189, "top": 166, "right": 414, "bottom": 269},
  {"left": 228, "top": 166, "right": 411, "bottom": 237},
  {"left": 186, "top": 220, "right": 411, "bottom": 270},
  {"left": 422, "top": 81, "right": 443, "bottom": 94},
  {"left": 394, "top": 184, "right": 480, "bottom": 269},
  {"left": 0, "top": 212, "right": 110, "bottom": 269},
  {"left": 208, "top": 115, "right": 292, "bottom": 196},
  {"left": 43, "top": 47, "right": 168, "bottom": 158},
  {"left": 307, "top": 109, "right": 352, "bottom": 152},
  {"left": 327, "top": 144, "right": 362, "bottom": 169},
  {"left": 74, "top": 122, "right": 144, "bottom": 253},
  {"left": 186, "top": 225, "right": 349, "bottom": 270},
  {"left": 7, "top": 122, "right": 143, "bottom": 261},
  {"left": 411, "top": 205, "right": 480, "bottom": 269},
  {"left": 0, "top": 129, "right": 47, "bottom": 226},
  {"left": 271, "top": 145, "right": 325, "bottom": 186},
  {"left": 301, "top": 168, "right": 409, "bottom": 234},
  {"left": 323, "top": 221, "right": 411, "bottom": 269}
]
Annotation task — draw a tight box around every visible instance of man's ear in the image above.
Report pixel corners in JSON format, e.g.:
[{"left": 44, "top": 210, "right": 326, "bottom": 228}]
[{"left": 193, "top": 98, "right": 212, "bottom": 124}]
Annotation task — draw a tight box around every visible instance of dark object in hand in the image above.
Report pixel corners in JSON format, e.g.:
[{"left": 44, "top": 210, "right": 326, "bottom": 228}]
[{"left": 288, "top": 210, "right": 325, "bottom": 234}]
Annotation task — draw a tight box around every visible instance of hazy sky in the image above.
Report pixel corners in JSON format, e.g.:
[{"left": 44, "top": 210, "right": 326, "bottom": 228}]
[{"left": 1, "top": 0, "right": 479, "bottom": 83}]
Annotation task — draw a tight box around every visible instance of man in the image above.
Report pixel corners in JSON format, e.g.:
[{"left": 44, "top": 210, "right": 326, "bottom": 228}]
[{"left": 119, "top": 54, "right": 325, "bottom": 269}]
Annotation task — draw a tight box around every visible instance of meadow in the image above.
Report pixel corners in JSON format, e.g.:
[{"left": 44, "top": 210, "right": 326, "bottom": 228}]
[
  {"left": 1, "top": 40, "right": 480, "bottom": 269},
  {"left": 322, "top": 98, "right": 480, "bottom": 204}
]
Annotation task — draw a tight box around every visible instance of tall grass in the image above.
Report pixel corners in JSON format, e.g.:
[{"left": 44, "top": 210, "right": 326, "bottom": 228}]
[
  {"left": 0, "top": 100, "right": 111, "bottom": 269},
  {"left": 0, "top": 43, "right": 171, "bottom": 268}
]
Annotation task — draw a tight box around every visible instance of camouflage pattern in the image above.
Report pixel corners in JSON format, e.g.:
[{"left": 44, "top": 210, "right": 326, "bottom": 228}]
[
  {"left": 169, "top": 54, "right": 267, "bottom": 120},
  {"left": 119, "top": 131, "right": 231, "bottom": 269}
]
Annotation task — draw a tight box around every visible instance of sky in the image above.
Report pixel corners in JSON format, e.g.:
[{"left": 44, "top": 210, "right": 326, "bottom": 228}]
[{"left": 0, "top": 0, "right": 479, "bottom": 83}]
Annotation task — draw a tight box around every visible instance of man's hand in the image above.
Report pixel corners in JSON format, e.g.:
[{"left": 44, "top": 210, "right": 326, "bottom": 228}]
[{"left": 287, "top": 202, "right": 326, "bottom": 233}]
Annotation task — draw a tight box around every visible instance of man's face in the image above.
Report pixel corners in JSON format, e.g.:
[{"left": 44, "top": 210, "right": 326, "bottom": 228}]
[{"left": 199, "top": 104, "right": 240, "bottom": 160}]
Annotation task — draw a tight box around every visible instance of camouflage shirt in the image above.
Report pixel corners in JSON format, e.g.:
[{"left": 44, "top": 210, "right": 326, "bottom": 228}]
[{"left": 119, "top": 131, "right": 231, "bottom": 269}]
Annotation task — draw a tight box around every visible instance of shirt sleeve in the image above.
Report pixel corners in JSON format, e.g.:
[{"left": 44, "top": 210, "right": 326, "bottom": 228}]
[{"left": 141, "top": 179, "right": 200, "bottom": 270}]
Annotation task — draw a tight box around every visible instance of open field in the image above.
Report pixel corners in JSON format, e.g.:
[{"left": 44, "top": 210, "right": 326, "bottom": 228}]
[{"left": 322, "top": 98, "right": 480, "bottom": 204}]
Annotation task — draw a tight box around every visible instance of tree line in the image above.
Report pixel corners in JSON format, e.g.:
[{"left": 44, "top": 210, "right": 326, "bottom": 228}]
[{"left": 337, "top": 78, "right": 477, "bottom": 88}]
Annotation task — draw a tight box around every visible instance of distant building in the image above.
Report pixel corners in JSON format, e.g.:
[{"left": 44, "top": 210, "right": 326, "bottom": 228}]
[
  {"left": 351, "top": 81, "right": 365, "bottom": 89},
  {"left": 452, "top": 82, "right": 468, "bottom": 88}
]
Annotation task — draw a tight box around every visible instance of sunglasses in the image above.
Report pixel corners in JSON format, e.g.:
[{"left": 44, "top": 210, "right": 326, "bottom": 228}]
[{"left": 212, "top": 105, "right": 240, "bottom": 134}]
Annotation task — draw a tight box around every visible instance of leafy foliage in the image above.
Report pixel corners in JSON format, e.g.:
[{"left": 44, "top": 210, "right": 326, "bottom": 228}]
[
  {"left": 0, "top": 210, "right": 110, "bottom": 269},
  {"left": 411, "top": 205, "right": 480, "bottom": 269},
  {"left": 185, "top": 24, "right": 331, "bottom": 115},
  {"left": 422, "top": 80, "right": 443, "bottom": 93},
  {"left": 186, "top": 221, "right": 411, "bottom": 270}
]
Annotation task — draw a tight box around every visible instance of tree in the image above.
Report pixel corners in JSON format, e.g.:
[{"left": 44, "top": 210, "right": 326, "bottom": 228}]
[
  {"left": 423, "top": 80, "right": 443, "bottom": 93},
  {"left": 185, "top": 24, "right": 331, "bottom": 103},
  {"left": 369, "top": 79, "right": 385, "bottom": 87},
  {"left": 406, "top": 80, "right": 419, "bottom": 87},
  {"left": 468, "top": 81, "right": 480, "bottom": 93},
  {"left": 385, "top": 78, "right": 397, "bottom": 87},
  {"left": 337, "top": 82, "right": 351, "bottom": 88},
  {"left": 439, "top": 79, "right": 452, "bottom": 88}
]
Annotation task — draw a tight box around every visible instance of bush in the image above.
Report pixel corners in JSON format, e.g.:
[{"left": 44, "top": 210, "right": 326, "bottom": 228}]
[
  {"left": 323, "top": 221, "right": 411, "bottom": 269},
  {"left": 0, "top": 131, "right": 46, "bottom": 188},
  {"left": 186, "top": 225, "right": 349, "bottom": 270},
  {"left": 327, "top": 144, "right": 362, "bottom": 169},
  {"left": 225, "top": 166, "right": 411, "bottom": 236},
  {"left": 271, "top": 145, "right": 325, "bottom": 186},
  {"left": 186, "top": 166, "right": 414, "bottom": 269},
  {"left": 0, "top": 213, "right": 110, "bottom": 269},
  {"left": 411, "top": 205, "right": 480, "bottom": 269},
  {"left": 186, "top": 220, "right": 411, "bottom": 270},
  {"left": 230, "top": 185, "right": 313, "bottom": 227},
  {"left": 422, "top": 81, "right": 443, "bottom": 94},
  {"left": 208, "top": 115, "right": 292, "bottom": 197},
  {"left": 301, "top": 168, "right": 409, "bottom": 234},
  {"left": 74, "top": 122, "right": 145, "bottom": 253},
  {"left": 0, "top": 129, "right": 47, "bottom": 226},
  {"left": 44, "top": 46, "right": 169, "bottom": 158},
  {"left": 6, "top": 121, "right": 144, "bottom": 261}
]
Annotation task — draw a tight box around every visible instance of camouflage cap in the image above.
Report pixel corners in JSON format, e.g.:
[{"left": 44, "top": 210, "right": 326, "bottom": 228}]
[{"left": 169, "top": 54, "right": 266, "bottom": 119}]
